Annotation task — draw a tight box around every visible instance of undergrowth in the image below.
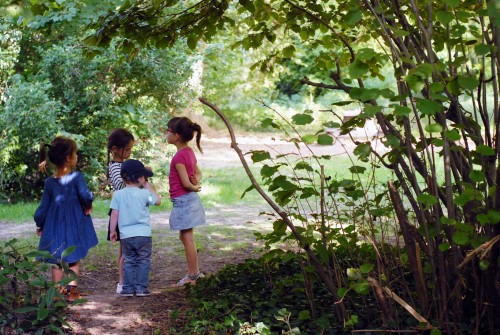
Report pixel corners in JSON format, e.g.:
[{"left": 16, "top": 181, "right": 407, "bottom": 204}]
[{"left": 180, "top": 245, "right": 419, "bottom": 335}]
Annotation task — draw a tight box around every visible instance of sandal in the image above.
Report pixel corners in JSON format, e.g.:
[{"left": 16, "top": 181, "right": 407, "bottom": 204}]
[{"left": 173, "top": 271, "right": 204, "bottom": 287}]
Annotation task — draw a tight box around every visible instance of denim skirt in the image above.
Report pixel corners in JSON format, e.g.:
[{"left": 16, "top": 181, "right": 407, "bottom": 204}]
[{"left": 169, "top": 192, "right": 206, "bottom": 230}]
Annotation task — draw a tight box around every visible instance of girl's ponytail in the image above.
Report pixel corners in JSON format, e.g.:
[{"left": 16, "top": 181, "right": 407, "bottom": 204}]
[{"left": 192, "top": 123, "right": 203, "bottom": 154}]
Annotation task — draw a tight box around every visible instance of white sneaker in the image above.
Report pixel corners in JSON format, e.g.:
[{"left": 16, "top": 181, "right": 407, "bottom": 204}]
[{"left": 116, "top": 282, "right": 123, "bottom": 294}]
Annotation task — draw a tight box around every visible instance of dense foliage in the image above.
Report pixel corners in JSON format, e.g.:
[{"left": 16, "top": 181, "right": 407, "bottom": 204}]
[
  {"left": 0, "top": 239, "right": 79, "bottom": 334},
  {"left": 87, "top": 0, "right": 500, "bottom": 333}
]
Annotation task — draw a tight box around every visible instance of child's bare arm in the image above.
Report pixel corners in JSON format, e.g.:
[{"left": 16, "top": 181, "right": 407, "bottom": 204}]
[
  {"left": 141, "top": 179, "right": 161, "bottom": 206},
  {"left": 175, "top": 163, "right": 201, "bottom": 192},
  {"left": 109, "top": 209, "right": 119, "bottom": 242}
]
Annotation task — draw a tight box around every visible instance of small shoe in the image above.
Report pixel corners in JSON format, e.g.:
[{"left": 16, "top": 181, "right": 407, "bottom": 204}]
[
  {"left": 136, "top": 290, "right": 151, "bottom": 297},
  {"left": 173, "top": 271, "right": 204, "bottom": 287},
  {"left": 119, "top": 291, "right": 134, "bottom": 297},
  {"left": 116, "top": 282, "right": 123, "bottom": 294}
]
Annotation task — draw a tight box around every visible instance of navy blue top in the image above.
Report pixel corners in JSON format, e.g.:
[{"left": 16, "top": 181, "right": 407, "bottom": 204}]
[{"left": 34, "top": 171, "right": 98, "bottom": 264}]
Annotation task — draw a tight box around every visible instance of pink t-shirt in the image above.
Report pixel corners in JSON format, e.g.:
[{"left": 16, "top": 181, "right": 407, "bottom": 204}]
[{"left": 169, "top": 147, "right": 197, "bottom": 199}]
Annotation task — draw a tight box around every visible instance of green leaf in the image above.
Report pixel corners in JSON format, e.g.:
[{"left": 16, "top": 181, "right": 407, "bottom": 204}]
[
  {"left": 475, "top": 145, "right": 495, "bottom": 156},
  {"left": 295, "top": 161, "right": 313, "bottom": 171},
  {"left": 292, "top": 113, "right": 314, "bottom": 125},
  {"left": 61, "top": 246, "right": 76, "bottom": 258},
  {"left": 345, "top": 9, "right": 362, "bottom": 26},
  {"left": 261, "top": 164, "right": 279, "bottom": 178},
  {"left": 469, "top": 170, "right": 485, "bottom": 183},
  {"left": 347, "top": 268, "right": 362, "bottom": 280},
  {"left": 282, "top": 45, "right": 296, "bottom": 58},
  {"left": 452, "top": 231, "right": 469, "bottom": 246},
  {"left": 337, "top": 287, "right": 348, "bottom": 298},
  {"left": 475, "top": 43, "right": 491, "bottom": 56},
  {"left": 458, "top": 75, "right": 479, "bottom": 90},
  {"left": 416, "top": 99, "right": 443, "bottom": 115},
  {"left": 353, "top": 281, "right": 370, "bottom": 294},
  {"left": 438, "top": 243, "right": 450, "bottom": 251},
  {"left": 250, "top": 150, "right": 271, "bottom": 163},
  {"left": 487, "top": 209, "right": 500, "bottom": 224},
  {"left": 383, "top": 134, "right": 400, "bottom": 147},
  {"left": 454, "top": 188, "right": 483, "bottom": 206},
  {"left": 356, "top": 48, "right": 375, "bottom": 61},
  {"left": 317, "top": 134, "right": 333, "bottom": 145},
  {"left": 359, "top": 263, "right": 374, "bottom": 274},
  {"left": 445, "top": 129, "right": 461, "bottom": 141},
  {"left": 298, "top": 310, "right": 311, "bottom": 320},
  {"left": 417, "top": 193, "right": 438, "bottom": 206},
  {"left": 349, "top": 165, "right": 366, "bottom": 174},
  {"left": 349, "top": 59, "right": 369, "bottom": 79},
  {"left": 393, "top": 105, "right": 412, "bottom": 116},
  {"left": 425, "top": 123, "right": 443, "bottom": 133},
  {"left": 436, "top": 11, "right": 454, "bottom": 24},
  {"left": 187, "top": 36, "right": 197, "bottom": 50},
  {"left": 37, "top": 307, "right": 49, "bottom": 320},
  {"left": 478, "top": 259, "right": 489, "bottom": 270},
  {"left": 353, "top": 143, "right": 371, "bottom": 160}
]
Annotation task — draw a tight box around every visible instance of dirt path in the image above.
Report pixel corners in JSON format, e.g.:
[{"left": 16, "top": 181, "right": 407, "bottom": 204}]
[{"left": 58, "top": 202, "right": 272, "bottom": 334}]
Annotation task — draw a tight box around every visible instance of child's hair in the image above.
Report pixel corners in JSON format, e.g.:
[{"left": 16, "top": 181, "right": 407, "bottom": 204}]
[
  {"left": 106, "top": 128, "right": 135, "bottom": 178},
  {"left": 167, "top": 117, "right": 203, "bottom": 153},
  {"left": 40, "top": 137, "right": 77, "bottom": 168}
]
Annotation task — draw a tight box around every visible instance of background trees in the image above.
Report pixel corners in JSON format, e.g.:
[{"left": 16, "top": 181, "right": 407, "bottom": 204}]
[{"left": 0, "top": 0, "right": 194, "bottom": 198}]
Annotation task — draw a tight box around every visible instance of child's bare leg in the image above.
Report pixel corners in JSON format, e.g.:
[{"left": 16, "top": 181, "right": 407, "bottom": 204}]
[
  {"left": 51, "top": 266, "right": 64, "bottom": 283},
  {"left": 68, "top": 261, "right": 80, "bottom": 286},
  {"left": 118, "top": 243, "right": 124, "bottom": 285},
  {"left": 180, "top": 229, "right": 199, "bottom": 276}
]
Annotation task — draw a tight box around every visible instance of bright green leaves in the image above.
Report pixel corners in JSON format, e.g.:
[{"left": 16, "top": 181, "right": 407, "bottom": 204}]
[
  {"left": 425, "top": 123, "right": 443, "bottom": 134},
  {"left": 475, "top": 145, "right": 495, "bottom": 156},
  {"left": 416, "top": 99, "right": 443, "bottom": 116},
  {"left": 458, "top": 74, "right": 479, "bottom": 91},
  {"left": 251, "top": 150, "right": 272, "bottom": 163},
  {"left": 349, "top": 59, "right": 370, "bottom": 79},
  {"left": 292, "top": 112, "right": 314, "bottom": 125},
  {"left": 417, "top": 193, "right": 438, "bottom": 209},
  {"left": 348, "top": 48, "right": 386, "bottom": 80},
  {"left": 454, "top": 187, "right": 484, "bottom": 207},
  {"left": 345, "top": 8, "right": 363, "bottom": 26},
  {"left": 353, "top": 143, "right": 371, "bottom": 161},
  {"left": 317, "top": 134, "right": 333, "bottom": 145}
]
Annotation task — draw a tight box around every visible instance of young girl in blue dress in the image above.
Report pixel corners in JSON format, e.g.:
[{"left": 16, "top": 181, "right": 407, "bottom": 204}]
[
  {"left": 166, "top": 117, "right": 206, "bottom": 286},
  {"left": 34, "top": 136, "right": 98, "bottom": 301}
]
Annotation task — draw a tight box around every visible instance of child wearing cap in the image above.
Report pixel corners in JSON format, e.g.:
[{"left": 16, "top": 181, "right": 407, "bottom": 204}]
[{"left": 109, "top": 159, "right": 161, "bottom": 297}]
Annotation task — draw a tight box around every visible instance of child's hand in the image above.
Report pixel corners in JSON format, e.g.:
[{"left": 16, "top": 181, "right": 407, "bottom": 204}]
[
  {"left": 110, "top": 231, "right": 118, "bottom": 242},
  {"left": 189, "top": 175, "right": 198, "bottom": 185},
  {"left": 38, "top": 160, "right": 47, "bottom": 173},
  {"left": 36, "top": 228, "right": 42, "bottom": 237},
  {"left": 83, "top": 204, "right": 93, "bottom": 215}
]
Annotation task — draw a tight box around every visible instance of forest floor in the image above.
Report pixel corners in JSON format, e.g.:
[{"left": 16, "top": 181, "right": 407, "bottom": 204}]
[{"left": 1, "top": 131, "right": 386, "bottom": 334}]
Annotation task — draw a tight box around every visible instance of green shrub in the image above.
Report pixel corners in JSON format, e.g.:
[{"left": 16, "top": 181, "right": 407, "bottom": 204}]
[{"left": 0, "top": 239, "right": 77, "bottom": 334}]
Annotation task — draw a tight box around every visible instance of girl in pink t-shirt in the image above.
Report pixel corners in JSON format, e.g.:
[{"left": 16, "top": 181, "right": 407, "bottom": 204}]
[{"left": 166, "top": 116, "right": 206, "bottom": 286}]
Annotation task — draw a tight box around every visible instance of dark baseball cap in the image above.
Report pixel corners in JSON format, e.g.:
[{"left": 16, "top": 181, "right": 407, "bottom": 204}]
[{"left": 121, "top": 159, "right": 153, "bottom": 181}]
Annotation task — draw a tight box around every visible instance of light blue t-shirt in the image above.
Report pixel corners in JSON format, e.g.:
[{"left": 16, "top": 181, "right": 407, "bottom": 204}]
[{"left": 110, "top": 186, "right": 158, "bottom": 239}]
